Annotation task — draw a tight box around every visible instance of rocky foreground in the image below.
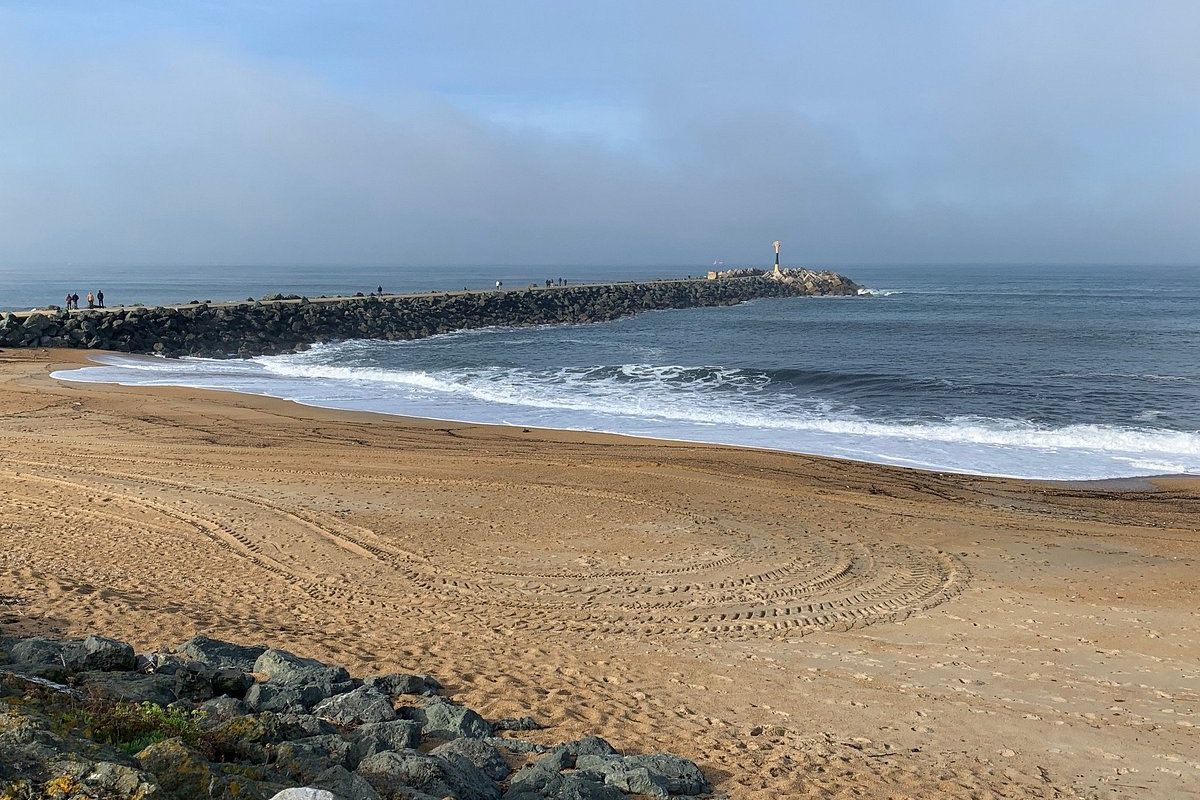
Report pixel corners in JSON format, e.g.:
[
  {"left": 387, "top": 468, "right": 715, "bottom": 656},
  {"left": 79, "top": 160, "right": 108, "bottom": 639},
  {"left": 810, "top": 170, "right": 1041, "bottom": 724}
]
[{"left": 0, "top": 633, "right": 709, "bottom": 800}]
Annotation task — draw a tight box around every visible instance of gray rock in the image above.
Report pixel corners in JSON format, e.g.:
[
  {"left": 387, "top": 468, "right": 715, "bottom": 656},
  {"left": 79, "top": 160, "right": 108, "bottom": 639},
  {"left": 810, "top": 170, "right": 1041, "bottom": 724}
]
[
  {"left": 137, "top": 736, "right": 243, "bottom": 799},
  {"left": 64, "top": 635, "right": 136, "bottom": 672},
  {"left": 72, "top": 671, "right": 177, "bottom": 706},
  {"left": 10, "top": 637, "right": 66, "bottom": 666},
  {"left": 274, "top": 734, "right": 354, "bottom": 781},
  {"left": 313, "top": 686, "right": 396, "bottom": 726},
  {"left": 174, "top": 660, "right": 217, "bottom": 701},
  {"left": 312, "top": 764, "right": 382, "bottom": 800},
  {"left": 80, "top": 760, "right": 160, "bottom": 798},
  {"left": 504, "top": 759, "right": 559, "bottom": 797},
  {"left": 503, "top": 772, "right": 623, "bottom": 800},
  {"left": 209, "top": 712, "right": 336, "bottom": 762},
  {"left": 254, "top": 648, "right": 350, "bottom": 686},
  {"left": 270, "top": 790, "right": 336, "bottom": 800},
  {"left": 177, "top": 634, "right": 267, "bottom": 672},
  {"left": 575, "top": 753, "right": 708, "bottom": 796},
  {"left": 356, "top": 749, "right": 499, "bottom": 800},
  {"left": 348, "top": 720, "right": 421, "bottom": 764},
  {"left": 139, "top": 652, "right": 189, "bottom": 675},
  {"left": 430, "top": 738, "right": 510, "bottom": 781},
  {"left": 197, "top": 695, "right": 249, "bottom": 725},
  {"left": 362, "top": 672, "right": 442, "bottom": 697},
  {"left": 481, "top": 736, "right": 548, "bottom": 754},
  {"left": 246, "top": 682, "right": 309, "bottom": 713},
  {"left": 533, "top": 748, "right": 573, "bottom": 772},
  {"left": 402, "top": 696, "right": 492, "bottom": 740},
  {"left": 564, "top": 736, "right": 618, "bottom": 760},
  {"left": 214, "top": 666, "right": 254, "bottom": 699},
  {"left": 493, "top": 716, "right": 541, "bottom": 732}
]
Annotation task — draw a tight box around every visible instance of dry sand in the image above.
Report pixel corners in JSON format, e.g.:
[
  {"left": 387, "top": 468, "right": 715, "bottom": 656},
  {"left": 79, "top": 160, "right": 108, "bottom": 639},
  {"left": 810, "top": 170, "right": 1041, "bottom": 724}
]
[{"left": 1, "top": 348, "right": 1197, "bottom": 799}]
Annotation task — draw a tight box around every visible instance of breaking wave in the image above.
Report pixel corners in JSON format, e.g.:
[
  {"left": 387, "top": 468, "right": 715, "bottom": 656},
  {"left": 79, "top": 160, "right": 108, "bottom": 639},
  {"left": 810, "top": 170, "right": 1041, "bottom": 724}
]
[{"left": 54, "top": 351, "right": 1200, "bottom": 481}]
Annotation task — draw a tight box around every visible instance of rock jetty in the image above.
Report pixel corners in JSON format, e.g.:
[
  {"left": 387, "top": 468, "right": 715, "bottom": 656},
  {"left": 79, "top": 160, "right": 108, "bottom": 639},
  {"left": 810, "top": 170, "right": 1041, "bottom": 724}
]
[
  {"left": 0, "top": 632, "right": 710, "bottom": 800},
  {"left": 0, "top": 272, "right": 859, "bottom": 359}
]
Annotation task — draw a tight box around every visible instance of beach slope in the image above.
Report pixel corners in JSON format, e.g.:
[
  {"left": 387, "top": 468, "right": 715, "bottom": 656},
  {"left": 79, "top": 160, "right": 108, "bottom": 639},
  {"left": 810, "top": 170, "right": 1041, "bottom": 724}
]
[{"left": 1, "top": 349, "right": 1196, "bottom": 799}]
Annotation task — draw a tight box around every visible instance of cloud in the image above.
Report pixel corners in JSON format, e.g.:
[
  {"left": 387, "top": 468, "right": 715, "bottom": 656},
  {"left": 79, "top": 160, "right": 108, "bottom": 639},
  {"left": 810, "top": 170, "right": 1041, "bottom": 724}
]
[{"left": 1, "top": 2, "right": 1198, "bottom": 267}]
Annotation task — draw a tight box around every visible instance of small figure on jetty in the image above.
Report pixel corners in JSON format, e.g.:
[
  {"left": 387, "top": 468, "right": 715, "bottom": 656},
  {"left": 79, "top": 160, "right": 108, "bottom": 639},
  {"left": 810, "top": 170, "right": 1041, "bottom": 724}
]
[
  {"left": 496, "top": 280, "right": 503, "bottom": 291},
  {"left": 377, "top": 285, "right": 383, "bottom": 295},
  {"left": 71, "top": 292, "right": 79, "bottom": 309},
  {"left": 64, "top": 292, "right": 73, "bottom": 310},
  {"left": 86, "top": 291, "right": 95, "bottom": 309},
  {"left": 97, "top": 289, "right": 105, "bottom": 308}
]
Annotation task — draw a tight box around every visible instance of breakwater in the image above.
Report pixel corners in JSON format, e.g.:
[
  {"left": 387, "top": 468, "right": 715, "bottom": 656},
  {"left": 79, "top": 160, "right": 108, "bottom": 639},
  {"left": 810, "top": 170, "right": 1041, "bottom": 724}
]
[{"left": 0, "top": 271, "right": 859, "bottom": 358}]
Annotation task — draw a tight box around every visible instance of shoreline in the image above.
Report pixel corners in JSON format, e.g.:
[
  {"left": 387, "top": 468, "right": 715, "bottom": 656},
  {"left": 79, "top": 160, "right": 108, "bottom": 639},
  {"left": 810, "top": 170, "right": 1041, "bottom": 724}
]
[
  {"left": 3, "top": 347, "right": 1198, "bottom": 799},
  {"left": 53, "top": 350, "right": 1199, "bottom": 485}
]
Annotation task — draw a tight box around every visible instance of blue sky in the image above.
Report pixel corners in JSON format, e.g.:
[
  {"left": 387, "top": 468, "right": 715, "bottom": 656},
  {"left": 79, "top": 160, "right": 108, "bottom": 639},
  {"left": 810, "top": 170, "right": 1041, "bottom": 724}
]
[{"left": 1, "top": 1, "right": 1198, "bottom": 266}]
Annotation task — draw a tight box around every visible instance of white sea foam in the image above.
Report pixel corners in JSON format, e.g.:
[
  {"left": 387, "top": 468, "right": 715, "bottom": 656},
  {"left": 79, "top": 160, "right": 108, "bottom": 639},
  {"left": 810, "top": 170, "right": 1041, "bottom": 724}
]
[{"left": 53, "top": 353, "right": 1200, "bottom": 481}]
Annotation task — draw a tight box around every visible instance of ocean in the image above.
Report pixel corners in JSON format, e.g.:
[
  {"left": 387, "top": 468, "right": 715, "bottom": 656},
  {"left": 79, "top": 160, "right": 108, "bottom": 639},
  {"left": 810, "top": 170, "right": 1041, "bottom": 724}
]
[{"left": 33, "top": 263, "right": 1200, "bottom": 481}]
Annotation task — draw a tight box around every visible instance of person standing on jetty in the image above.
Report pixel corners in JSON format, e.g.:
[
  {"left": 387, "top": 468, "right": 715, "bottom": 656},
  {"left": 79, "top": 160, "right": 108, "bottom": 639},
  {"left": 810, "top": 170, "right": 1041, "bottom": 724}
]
[
  {"left": 64, "top": 292, "right": 73, "bottom": 310},
  {"left": 97, "top": 290, "right": 105, "bottom": 308},
  {"left": 496, "top": 280, "right": 503, "bottom": 291},
  {"left": 85, "top": 291, "right": 95, "bottom": 309}
]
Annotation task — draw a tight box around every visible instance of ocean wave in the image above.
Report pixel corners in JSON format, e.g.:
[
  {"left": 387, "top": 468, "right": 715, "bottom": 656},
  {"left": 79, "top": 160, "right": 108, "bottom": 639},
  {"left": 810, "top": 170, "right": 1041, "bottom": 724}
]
[
  {"left": 857, "top": 288, "right": 903, "bottom": 296},
  {"left": 252, "top": 358, "right": 1200, "bottom": 458},
  {"left": 54, "top": 351, "right": 1200, "bottom": 479}
]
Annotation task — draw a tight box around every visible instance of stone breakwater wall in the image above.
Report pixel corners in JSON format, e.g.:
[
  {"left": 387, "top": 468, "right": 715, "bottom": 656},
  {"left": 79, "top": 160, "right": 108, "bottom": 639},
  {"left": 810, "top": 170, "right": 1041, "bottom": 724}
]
[{"left": 0, "top": 272, "right": 859, "bottom": 359}]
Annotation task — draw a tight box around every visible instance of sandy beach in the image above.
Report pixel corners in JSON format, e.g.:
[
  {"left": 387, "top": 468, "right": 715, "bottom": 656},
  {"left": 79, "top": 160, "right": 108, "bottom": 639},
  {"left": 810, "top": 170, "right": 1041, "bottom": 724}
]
[{"left": 1, "top": 348, "right": 1197, "bottom": 799}]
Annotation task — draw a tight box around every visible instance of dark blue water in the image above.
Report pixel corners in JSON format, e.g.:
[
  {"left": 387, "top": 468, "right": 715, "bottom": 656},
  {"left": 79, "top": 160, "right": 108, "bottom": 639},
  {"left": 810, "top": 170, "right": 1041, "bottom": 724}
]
[{"left": 50, "top": 263, "right": 1200, "bottom": 479}]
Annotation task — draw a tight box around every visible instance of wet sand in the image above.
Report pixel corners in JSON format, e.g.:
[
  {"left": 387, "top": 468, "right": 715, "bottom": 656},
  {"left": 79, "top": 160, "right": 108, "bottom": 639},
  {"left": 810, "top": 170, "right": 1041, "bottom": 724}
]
[{"left": 1, "top": 349, "right": 1197, "bottom": 799}]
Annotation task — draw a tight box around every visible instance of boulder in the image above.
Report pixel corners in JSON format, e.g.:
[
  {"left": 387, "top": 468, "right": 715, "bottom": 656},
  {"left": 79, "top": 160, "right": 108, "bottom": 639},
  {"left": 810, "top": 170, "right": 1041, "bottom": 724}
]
[
  {"left": 270, "top": 790, "right": 336, "bottom": 800},
  {"left": 481, "top": 736, "right": 547, "bottom": 754},
  {"left": 575, "top": 753, "right": 708, "bottom": 796},
  {"left": 72, "top": 671, "right": 177, "bottom": 706},
  {"left": 197, "top": 695, "right": 248, "bottom": 725},
  {"left": 76, "top": 760, "right": 160, "bottom": 798},
  {"left": 356, "top": 749, "right": 499, "bottom": 800},
  {"left": 402, "top": 697, "right": 492, "bottom": 740},
  {"left": 254, "top": 649, "right": 350, "bottom": 687},
  {"left": 362, "top": 673, "right": 441, "bottom": 698},
  {"left": 313, "top": 686, "right": 396, "bottom": 727},
  {"left": 64, "top": 635, "right": 136, "bottom": 672},
  {"left": 139, "top": 652, "right": 189, "bottom": 675},
  {"left": 177, "top": 635, "right": 267, "bottom": 672},
  {"left": 493, "top": 716, "right": 541, "bottom": 732},
  {"left": 10, "top": 637, "right": 66, "bottom": 666},
  {"left": 173, "top": 661, "right": 217, "bottom": 702},
  {"left": 430, "top": 738, "right": 510, "bottom": 781},
  {"left": 504, "top": 771, "right": 623, "bottom": 800},
  {"left": 348, "top": 720, "right": 421, "bottom": 764},
  {"left": 245, "top": 682, "right": 308, "bottom": 713},
  {"left": 273, "top": 734, "right": 354, "bottom": 781},
  {"left": 312, "top": 764, "right": 381, "bottom": 800},
  {"left": 214, "top": 667, "right": 254, "bottom": 700},
  {"left": 564, "top": 736, "right": 618, "bottom": 760},
  {"left": 137, "top": 736, "right": 275, "bottom": 800},
  {"left": 209, "top": 713, "right": 335, "bottom": 762}
]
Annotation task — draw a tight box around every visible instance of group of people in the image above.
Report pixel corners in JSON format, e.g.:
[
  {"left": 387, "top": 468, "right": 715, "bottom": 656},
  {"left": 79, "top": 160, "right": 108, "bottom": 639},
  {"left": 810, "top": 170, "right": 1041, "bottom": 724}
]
[
  {"left": 63, "top": 290, "right": 104, "bottom": 310},
  {"left": 543, "top": 278, "right": 567, "bottom": 288}
]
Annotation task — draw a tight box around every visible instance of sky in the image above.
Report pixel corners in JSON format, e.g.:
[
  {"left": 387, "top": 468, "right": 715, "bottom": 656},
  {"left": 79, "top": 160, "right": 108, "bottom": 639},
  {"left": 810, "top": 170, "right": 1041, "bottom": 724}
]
[{"left": 1, "top": 1, "right": 1198, "bottom": 267}]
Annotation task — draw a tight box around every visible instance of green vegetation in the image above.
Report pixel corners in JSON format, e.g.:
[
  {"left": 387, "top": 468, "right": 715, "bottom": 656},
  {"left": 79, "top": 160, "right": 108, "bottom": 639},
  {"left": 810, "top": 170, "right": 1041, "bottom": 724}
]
[{"left": 77, "top": 701, "right": 207, "bottom": 755}]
